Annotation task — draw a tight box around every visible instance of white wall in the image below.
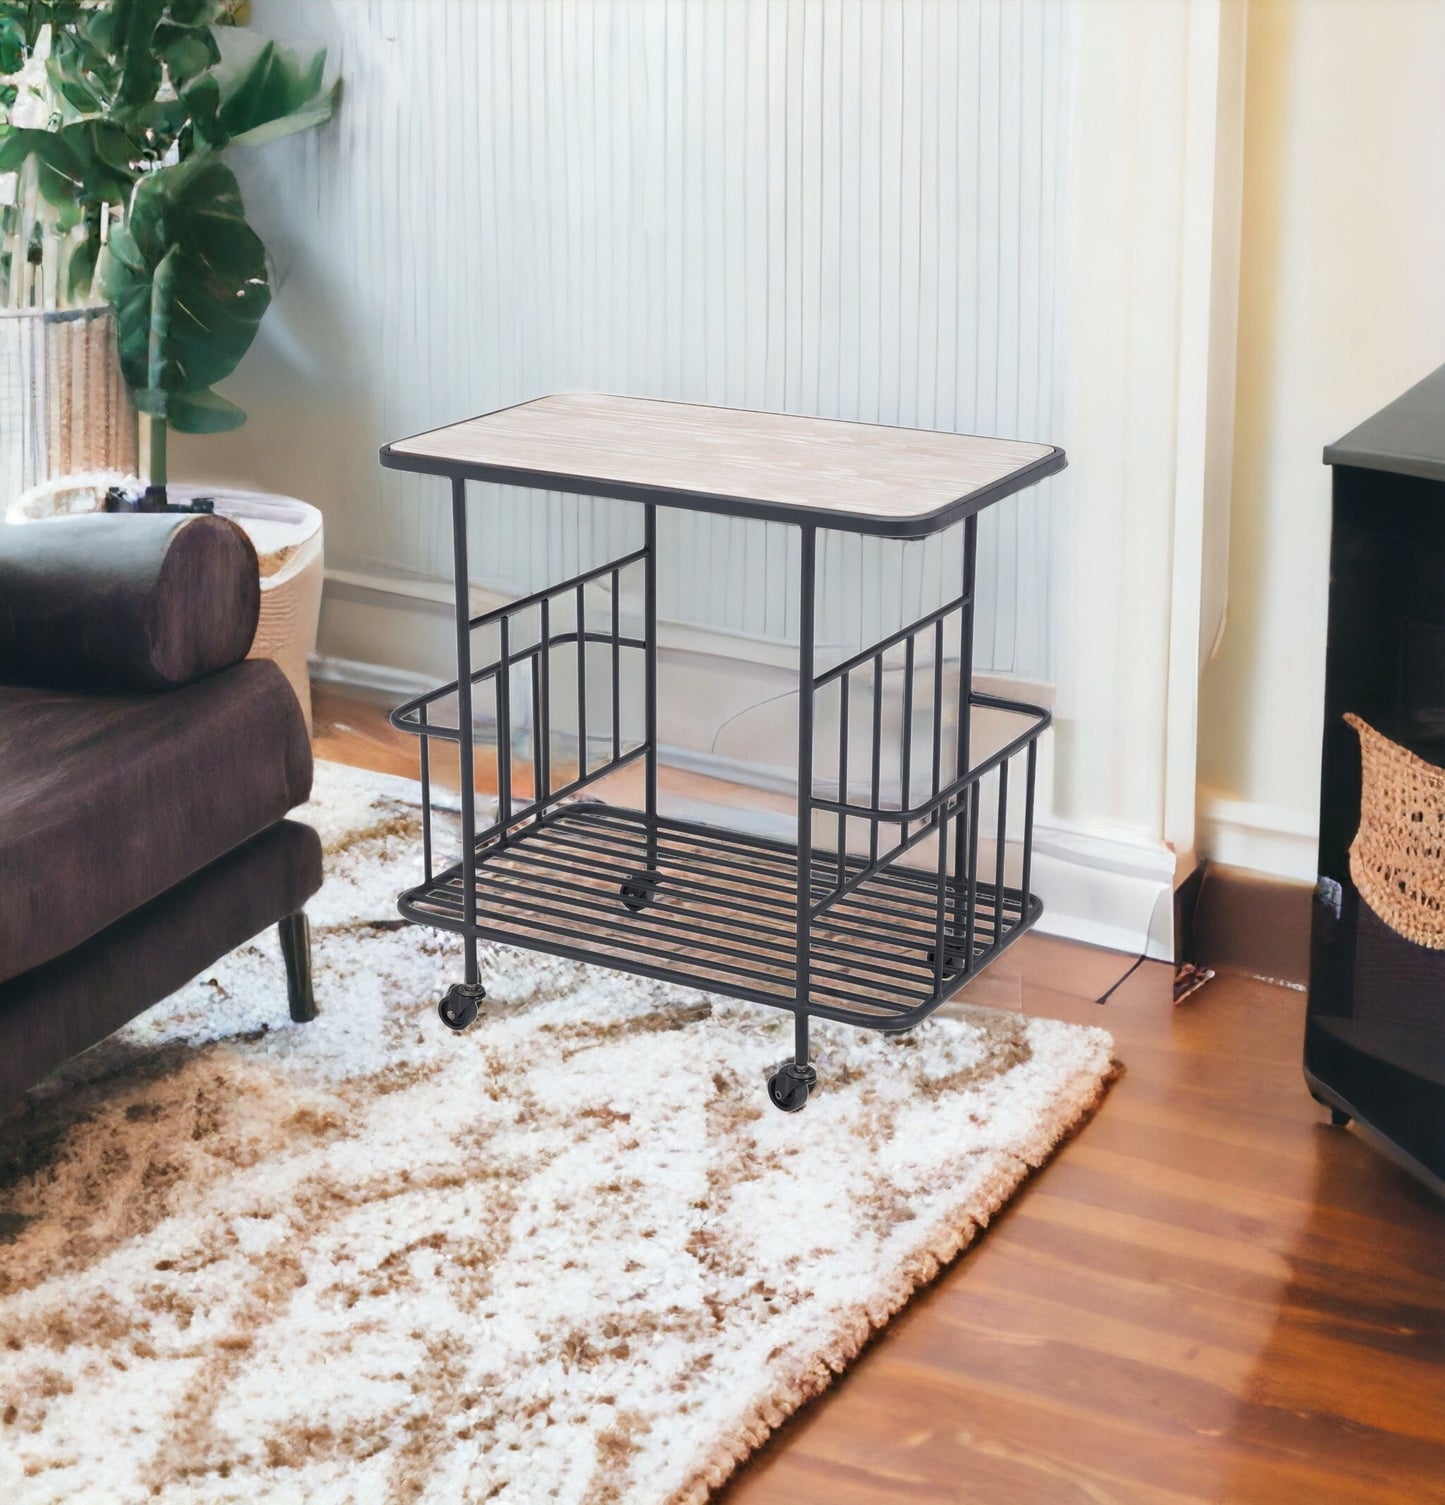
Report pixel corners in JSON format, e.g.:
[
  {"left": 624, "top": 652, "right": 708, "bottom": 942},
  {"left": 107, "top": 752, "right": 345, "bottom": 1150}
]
[
  {"left": 178, "top": 0, "right": 1073, "bottom": 681},
  {"left": 1197, "top": 0, "right": 1445, "bottom": 880}
]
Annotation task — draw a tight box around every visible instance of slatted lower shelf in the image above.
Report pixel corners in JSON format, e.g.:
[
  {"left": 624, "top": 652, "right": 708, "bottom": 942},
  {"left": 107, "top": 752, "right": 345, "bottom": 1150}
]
[{"left": 399, "top": 803, "right": 1038, "bottom": 1029}]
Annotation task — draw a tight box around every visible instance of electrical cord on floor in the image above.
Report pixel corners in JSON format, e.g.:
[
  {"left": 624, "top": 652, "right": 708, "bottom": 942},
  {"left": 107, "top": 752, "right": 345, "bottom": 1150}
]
[
  {"left": 707, "top": 684, "right": 803, "bottom": 755},
  {"left": 1095, "top": 950, "right": 1148, "bottom": 1005}
]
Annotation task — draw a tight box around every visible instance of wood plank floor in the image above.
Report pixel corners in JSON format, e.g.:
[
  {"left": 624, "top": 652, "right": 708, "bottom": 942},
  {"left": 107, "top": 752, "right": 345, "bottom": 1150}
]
[{"left": 314, "top": 682, "right": 1445, "bottom": 1505}]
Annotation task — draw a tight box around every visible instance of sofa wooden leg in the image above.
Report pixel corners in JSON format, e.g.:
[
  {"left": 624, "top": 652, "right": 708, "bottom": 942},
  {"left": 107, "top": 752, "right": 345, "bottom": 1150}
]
[{"left": 279, "top": 911, "right": 317, "bottom": 1023}]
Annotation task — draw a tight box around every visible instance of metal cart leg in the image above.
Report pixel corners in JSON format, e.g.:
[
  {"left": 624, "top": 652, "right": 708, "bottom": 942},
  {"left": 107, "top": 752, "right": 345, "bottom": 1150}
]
[
  {"left": 945, "top": 513, "right": 979, "bottom": 978},
  {"left": 643, "top": 503, "right": 660, "bottom": 877},
  {"left": 440, "top": 475, "right": 487, "bottom": 1032},
  {"left": 769, "top": 524, "right": 820, "bottom": 1113},
  {"left": 620, "top": 503, "right": 663, "bottom": 913}
]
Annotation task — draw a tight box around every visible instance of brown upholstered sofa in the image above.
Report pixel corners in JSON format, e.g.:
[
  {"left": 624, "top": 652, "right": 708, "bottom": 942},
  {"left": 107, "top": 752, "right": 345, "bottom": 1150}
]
[{"left": 0, "top": 512, "right": 322, "bottom": 1104}]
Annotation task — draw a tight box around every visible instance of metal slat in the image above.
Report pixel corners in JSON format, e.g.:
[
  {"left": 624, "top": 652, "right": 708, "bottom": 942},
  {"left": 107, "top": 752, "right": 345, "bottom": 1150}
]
[{"left": 402, "top": 803, "right": 1039, "bottom": 1027}]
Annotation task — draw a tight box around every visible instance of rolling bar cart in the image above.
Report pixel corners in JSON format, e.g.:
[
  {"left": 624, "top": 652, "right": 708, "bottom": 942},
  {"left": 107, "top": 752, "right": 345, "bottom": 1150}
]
[{"left": 379, "top": 395, "right": 1064, "bottom": 1111}]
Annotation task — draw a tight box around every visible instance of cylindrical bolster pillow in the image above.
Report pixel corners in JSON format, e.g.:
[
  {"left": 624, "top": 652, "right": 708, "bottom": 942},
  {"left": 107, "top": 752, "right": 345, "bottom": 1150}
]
[{"left": 0, "top": 513, "right": 260, "bottom": 691}]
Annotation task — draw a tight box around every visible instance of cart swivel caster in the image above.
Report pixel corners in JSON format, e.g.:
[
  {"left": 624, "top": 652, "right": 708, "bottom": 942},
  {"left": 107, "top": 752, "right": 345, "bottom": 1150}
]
[
  {"left": 767, "top": 1063, "right": 817, "bottom": 1113},
  {"left": 620, "top": 872, "right": 661, "bottom": 913},
  {"left": 438, "top": 982, "right": 485, "bottom": 1032},
  {"left": 926, "top": 945, "right": 966, "bottom": 977}
]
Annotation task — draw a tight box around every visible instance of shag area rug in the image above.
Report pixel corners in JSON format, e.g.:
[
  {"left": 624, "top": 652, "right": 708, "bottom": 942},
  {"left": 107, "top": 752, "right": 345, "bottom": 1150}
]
[{"left": 0, "top": 762, "right": 1116, "bottom": 1504}]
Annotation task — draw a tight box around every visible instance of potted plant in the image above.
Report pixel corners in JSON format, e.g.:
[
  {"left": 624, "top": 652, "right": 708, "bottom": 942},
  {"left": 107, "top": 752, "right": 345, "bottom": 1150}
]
[{"left": 0, "top": 0, "right": 336, "bottom": 506}]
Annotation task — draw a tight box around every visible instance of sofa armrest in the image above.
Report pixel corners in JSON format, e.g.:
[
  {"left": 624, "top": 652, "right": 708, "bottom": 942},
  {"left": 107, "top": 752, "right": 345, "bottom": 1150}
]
[{"left": 0, "top": 512, "right": 260, "bottom": 691}]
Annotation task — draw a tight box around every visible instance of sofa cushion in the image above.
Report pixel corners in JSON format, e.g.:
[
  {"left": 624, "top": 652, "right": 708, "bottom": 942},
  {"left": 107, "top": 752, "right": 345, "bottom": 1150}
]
[
  {"left": 0, "top": 513, "right": 260, "bottom": 691},
  {"left": 0, "top": 820, "right": 323, "bottom": 1104},
  {"left": 0, "top": 659, "right": 311, "bottom": 984}
]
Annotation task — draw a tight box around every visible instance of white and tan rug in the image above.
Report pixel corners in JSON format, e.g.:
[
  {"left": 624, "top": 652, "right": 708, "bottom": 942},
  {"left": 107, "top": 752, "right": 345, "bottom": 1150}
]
[{"left": 0, "top": 762, "right": 1117, "bottom": 1504}]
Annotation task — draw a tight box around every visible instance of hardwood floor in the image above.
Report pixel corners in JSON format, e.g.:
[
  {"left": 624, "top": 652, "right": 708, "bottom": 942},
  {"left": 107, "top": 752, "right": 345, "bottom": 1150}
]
[{"left": 314, "top": 682, "right": 1445, "bottom": 1505}]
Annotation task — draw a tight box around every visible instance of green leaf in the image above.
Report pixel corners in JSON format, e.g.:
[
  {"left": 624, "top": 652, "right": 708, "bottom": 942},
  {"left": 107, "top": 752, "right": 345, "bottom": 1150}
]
[
  {"left": 86, "top": 119, "right": 140, "bottom": 171},
  {"left": 53, "top": 194, "right": 82, "bottom": 231},
  {"left": 112, "top": 0, "right": 166, "bottom": 110},
  {"left": 54, "top": 120, "right": 139, "bottom": 202},
  {"left": 0, "top": 16, "right": 25, "bottom": 76},
  {"left": 0, "top": 127, "right": 86, "bottom": 208},
  {"left": 0, "top": 120, "right": 137, "bottom": 208},
  {"left": 180, "top": 72, "right": 223, "bottom": 149},
  {"left": 46, "top": 53, "right": 106, "bottom": 115},
  {"left": 121, "top": 94, "right": 189, "bottom": 138},
  {"left": 225, "top": 80, "right": 336, "bottom": 149},
  {"left": 166, "top": 386, "right": 246, "bottom": 433},
  {"left": 168, "top": 0, "right": 225, "bottom": 27},
  {"left": 213, "top": 31, "right": 332, "bottom": 145},
  {"left": 47, "top": 26, "right": 119, "bottom": 114},
  {"left": 153, "top": 20, "right": 219, "bottom": 89},
  {"left": 99, "top": 156, "right": 270, "bottom": 412},
  {"left": 67, "top": 231, "right": 98, "bottom": 302}
]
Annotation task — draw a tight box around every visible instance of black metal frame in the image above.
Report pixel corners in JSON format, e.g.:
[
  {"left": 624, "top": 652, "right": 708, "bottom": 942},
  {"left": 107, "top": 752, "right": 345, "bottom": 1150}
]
[{"left": 387, "top": 484, "right": 1051, "bottom": 1109}]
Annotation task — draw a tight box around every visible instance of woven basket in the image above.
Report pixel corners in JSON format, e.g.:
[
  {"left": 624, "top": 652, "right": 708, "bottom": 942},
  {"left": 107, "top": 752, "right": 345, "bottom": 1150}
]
[
  {"left": 1346, "top": 713, "right": 1445, "bottom": 949},
  {"left": 0, "top": 307, "right": 136, "bottom": 506}
]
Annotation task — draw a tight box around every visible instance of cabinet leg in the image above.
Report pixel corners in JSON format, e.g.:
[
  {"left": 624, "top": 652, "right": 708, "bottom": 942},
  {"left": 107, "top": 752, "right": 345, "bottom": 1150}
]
[
  {"left": 1310, "top": 1087, "right": 1352, "bottom": 1128},
  {"left": 278, "top": 911, "right": 317, "bottom": 1023}
]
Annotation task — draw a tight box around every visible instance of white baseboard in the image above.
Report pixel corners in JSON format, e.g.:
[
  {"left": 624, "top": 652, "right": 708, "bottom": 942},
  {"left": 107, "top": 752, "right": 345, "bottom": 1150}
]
[
  {"left": 313, "top": 571, "right": 1172, "bottom": 959},
  {"left": 1197, "top": 791, "right": 1318, "bottom": 883},
  {"left": 311, "top": 652, "right": 435, "bottom": 700},
  {"left": 1030, "top": 821, "right": 1176, "bottom": 959}
]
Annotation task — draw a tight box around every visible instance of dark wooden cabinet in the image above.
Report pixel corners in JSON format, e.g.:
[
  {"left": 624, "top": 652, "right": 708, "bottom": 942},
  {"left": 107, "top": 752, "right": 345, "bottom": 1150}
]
[{"left": 1309, "top": 365, "right": 1445, "bottom": 1194}]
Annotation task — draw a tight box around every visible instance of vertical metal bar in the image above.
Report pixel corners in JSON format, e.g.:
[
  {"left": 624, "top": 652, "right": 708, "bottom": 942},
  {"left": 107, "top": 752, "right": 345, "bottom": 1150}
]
[
  {"left": 931, "top": 617, "right": 945, "bottom": 800},
  {"left": 952, "top": 515, "right": 978, "bottom": 944},
  {"left": 575, "top": 582, "right": 588, "bottom": 779},
  {"left": 932, "top": 806, "right": 949, "bottom": 994},
  {"left": 538, "top": 597, "right": 551, "bottom": 804},
  {"left": 795, "top": 525, "right": 818, "bottom": 1036},
  {"left": 965, "top": 782, "right": 981, "bottom": 969},
  {"left": 449, "top": 476, "right": 479, "bottom": 987},
  {"left": 644, "top": 506, "right": 659, "bottom": 869},
  {"left": 611, "top": 568, "right": 621, "bottom": 762},
  {"left": 529, "top": 650, "right": 542, "bottom": 821},
  {"left": 899, "top": 633, "right": 915, "bottom": 830},
  {"left": 419, "top": 701, "right": 433, "bottom": 883},
  {"left": 837, "top": 672, "right": 850, "bottom": 887},
  {"left": 1021, "top": 738, "right": 1038, "bottom": 926},
  {"left": 994, "top": 762, "right": 1009, "bottom": 949},
  {"left": 869, "top": 651, "right": 883, "bottom": 863},
  {"left": 931, "top": 617, "right": 949, "bottom": 987},
  {"left": 497, "top": 614, "right": 513, "bottom": 828}
]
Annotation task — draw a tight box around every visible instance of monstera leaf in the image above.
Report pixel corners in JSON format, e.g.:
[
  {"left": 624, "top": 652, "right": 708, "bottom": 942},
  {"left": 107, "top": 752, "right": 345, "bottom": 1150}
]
[
  {"left": 186, "top": 28, "right": 335, "bottom": 152},
  {"left": 98, "top": 155, "right": 269, "bottom": 432}
]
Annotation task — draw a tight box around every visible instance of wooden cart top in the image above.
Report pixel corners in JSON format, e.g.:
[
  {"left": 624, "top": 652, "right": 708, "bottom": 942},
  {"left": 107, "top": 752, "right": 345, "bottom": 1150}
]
[{"left": 381, "top": 394, "right": 1064, "bottom": 538}]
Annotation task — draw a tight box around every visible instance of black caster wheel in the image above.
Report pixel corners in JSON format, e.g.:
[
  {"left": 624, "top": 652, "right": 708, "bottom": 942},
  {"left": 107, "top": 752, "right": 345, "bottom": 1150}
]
[
  {"left": 438, "top": 982, "right": 485, "bottom": 1032},
  {"left": 619, "top": 872, "right": 660, "bottom": 913},
  {"left": 926, "top": 946, "right": 965, "bottom": 977},
  {"left": 767, "top": 1065, "right": 817, "bottom": 1113}
]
